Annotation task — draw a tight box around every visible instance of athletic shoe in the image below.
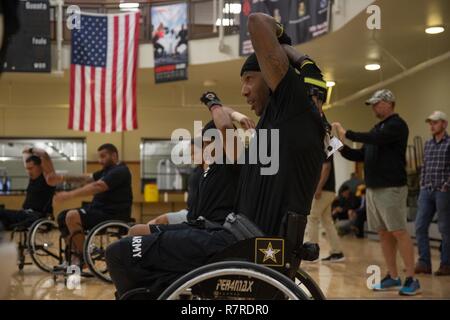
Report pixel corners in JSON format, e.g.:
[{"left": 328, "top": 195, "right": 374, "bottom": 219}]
[
  {"left": 372, "top": 274, "right": 401, "bottom": 291},
  {"left": 399, "top": 277, "right": 421, "bottom": 296},
  {"left": 321, "top": 252, "right": 345, "bottom": 262}
]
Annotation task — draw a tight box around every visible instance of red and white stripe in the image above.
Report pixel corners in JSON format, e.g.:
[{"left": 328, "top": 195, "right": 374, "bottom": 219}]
[{"left": 69, "top": 12, "right": 140, "bottom": 133}]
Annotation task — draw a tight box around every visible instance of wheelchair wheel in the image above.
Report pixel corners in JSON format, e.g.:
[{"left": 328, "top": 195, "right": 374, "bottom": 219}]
[
  {"left": 295, "top": 268, "right": 325, "bottom": 300},
  {"left": 83, "top": 220, "right": 130, "bottom": 283},
  {"left": 158, "top": 261, "right": 309, "bottom": 300},
  {"left": 28, "top": 219, "right": 62, "bottom": 273}
]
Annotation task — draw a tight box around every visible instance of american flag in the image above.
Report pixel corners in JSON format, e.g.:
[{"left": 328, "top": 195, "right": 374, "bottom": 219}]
[{"left": 69, "top": 12, "right": 140, "bottom": 132}]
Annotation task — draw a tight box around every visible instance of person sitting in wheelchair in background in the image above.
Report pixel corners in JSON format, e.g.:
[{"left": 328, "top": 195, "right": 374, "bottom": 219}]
[
  {"left": 128, "top": 115, "right": 254, "bottom": 237},
  {"left": 51, "top": 143, "right": 132, "bottom": 269},
  {"left": 0, "top": 147, "right": 57, "bottom": 230}
]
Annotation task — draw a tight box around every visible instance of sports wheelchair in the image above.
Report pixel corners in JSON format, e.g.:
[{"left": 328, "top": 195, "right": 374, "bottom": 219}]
[
  {"left": 52, "top": 217, "right": 134, "bottom": 283},
  {"left": 9, "top": 212, "right": 60, "bottom": 272},
  {"left": 121, "top": 213, "right": 325, "bottom": 300},
  {"left": 10, "top": 210, "right": 133, "bottom": 282}
]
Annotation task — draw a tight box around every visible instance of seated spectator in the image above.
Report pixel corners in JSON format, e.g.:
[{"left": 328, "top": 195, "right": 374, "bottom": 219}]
[{"left": 348, "top": 185, "right": 367, "bottom": 238}]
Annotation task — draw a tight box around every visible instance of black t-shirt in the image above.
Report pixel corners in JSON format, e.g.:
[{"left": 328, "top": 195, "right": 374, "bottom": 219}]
[
  {"left": 234, "top": 67, "right": 325, "bottom": 236},
  {"left": 186, "top": 166, "right": 203, "bottom": 211},
  {"left": 91, "top": 163, "right": 133, "bottom": 216},
  {"left": 187, "top": 163, "right": 241, "bottom": 224},
  {"left": 22, "top": 174, "right": 55, "bottom": 213},
  {"left": 322, "top": 155, "right": 336, "bottom": 192}
]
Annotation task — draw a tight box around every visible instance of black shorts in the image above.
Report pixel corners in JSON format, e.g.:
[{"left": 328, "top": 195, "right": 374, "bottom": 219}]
[
  {"left": 106, "top": 225, "right": 237, "bottom": 297},
  {"left": 0, "top": 209, "right": 44, "bottom": 230},
  {"left": 57, "top": 207, "right": 128, "bottom": 237}
]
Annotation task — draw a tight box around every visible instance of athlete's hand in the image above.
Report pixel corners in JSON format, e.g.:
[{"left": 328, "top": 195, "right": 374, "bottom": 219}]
[
  {"left": 200, "top": 91, "right": 223, "bottom": 110},
  {"left": 228, "top": 110, "right": 255, "bottom": 130},
  {"left": 54, "top": 191, "right": 72, "bottom": 203}
]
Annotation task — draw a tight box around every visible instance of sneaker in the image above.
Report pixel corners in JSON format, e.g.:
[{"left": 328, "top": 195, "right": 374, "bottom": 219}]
[
  {"left": 399, "top": 277, "right": 421, "bottom": 296},
  {"left": 434, "top": 265, "right": 450, "bottom": 276},
  {"left": 372, "top": 274, "right": 401, "bottom": 291},
  {"left": 414, "top": 261, "right": 432, "bottom": 274},
  {"left": 321, "top": 252, "right": 345, "bottom": 262}
]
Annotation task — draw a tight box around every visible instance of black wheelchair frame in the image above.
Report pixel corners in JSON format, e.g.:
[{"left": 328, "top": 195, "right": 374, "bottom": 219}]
[
  {"left": 120, "top": 213, "right": 325, "bottom": 300},
  {"left": 52, "top": 217, "right": 134, "bottom": 283}
]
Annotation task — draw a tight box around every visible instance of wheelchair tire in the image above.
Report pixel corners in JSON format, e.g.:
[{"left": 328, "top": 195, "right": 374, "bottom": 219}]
[
  {"left": 295, "top": 268, "right": 326, "bottom": 300},
  {"left": 83, "top": 220, "right": 130, "bottom": 283},
  {"left": 28, "top": 219, "right": 62, "bottom": 273},
  {"left": 158, "top": 261, "right": 309, "bottom": 300}
]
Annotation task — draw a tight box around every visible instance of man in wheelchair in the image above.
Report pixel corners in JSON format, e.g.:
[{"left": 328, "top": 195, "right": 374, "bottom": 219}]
[
  {"left": 106, "top": 13, "right": 326, "bottom": 299},
  {"left": 128, "top": 118, "right": 253, "bottom": 237},
  {"left": 52, "top": 143, "right": 132, "bottom": 269},
  {"left": 0, "top": 148, "right": 57, "bottom": 230}
]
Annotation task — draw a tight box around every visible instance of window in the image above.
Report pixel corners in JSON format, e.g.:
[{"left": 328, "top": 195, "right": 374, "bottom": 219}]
[
  {"left": 141, "top": 139, "right": 194, "bottom": 192},
  {"left": 0, "top": 138, "right": 86, "bottom": 192}
]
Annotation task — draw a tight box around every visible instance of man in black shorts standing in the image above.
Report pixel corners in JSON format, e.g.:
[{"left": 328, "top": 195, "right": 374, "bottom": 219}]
[
  {"left": 106, "top": 13, "right": 324, "bottom": 298},
  {"left": 0, "top": 148, "right": 57, "bottom": 229},
  {"left": 54, "top": 143, "right": 132, "bottom": 266}
]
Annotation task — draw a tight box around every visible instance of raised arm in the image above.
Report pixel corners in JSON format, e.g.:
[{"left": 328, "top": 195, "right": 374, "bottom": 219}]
[
  {"left": 247, "top": 13, "right": 289, "bottom": 91},
  {"left": 24, "top": 147, "right": 93, "bottom": 186},
  {"left": 23, "top": 147, "right": 59, "bottom": 186},
  {"left": 200, "top": 92, "right": 255, "bottom": 162}
]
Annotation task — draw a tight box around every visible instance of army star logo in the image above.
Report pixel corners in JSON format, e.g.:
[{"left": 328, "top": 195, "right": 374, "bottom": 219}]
[{"left": 258, "top": 242, "right": 280, "bottom": 263}]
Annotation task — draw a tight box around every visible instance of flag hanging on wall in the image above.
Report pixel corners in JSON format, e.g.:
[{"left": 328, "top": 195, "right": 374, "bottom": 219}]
[{"left": 69, "top": 11, "right": 140, "bottom": 132}]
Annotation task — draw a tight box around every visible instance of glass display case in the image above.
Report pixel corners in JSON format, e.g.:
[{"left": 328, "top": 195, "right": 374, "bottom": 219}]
[
  {"left": 141, "top": 139, "right": 193, "bottom": 192},
  {"left": 0, "top": 138, "right": 86, "bottom": 192}
]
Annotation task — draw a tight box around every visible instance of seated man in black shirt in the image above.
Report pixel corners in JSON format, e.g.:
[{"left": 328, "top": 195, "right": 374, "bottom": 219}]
[
  {"left": 53, "top": 143, "right": 132, "bottom": 266},
  {"left": 128, "top": 119, "right": 248, "bottom": 237},
  {"left": 0, "top": 148, "right": 57, "bottom": 229},
  {"left": 106, "top": 13, "right": 324, "bottom": 297}
]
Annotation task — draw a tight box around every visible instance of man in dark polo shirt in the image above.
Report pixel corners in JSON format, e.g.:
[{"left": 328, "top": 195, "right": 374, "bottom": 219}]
[
  {"left": 106, "top": 13, "right": 324, "bottom": 297},
  {"left": 0, "top": 148, "right": 57, "bottom": 229},
  {"left": 128, "top": 120, "right": 245, "bottom": 237},
  {"left": 333, "top": 89, "right": 420, "bottom": 295},
  {"left": 54, "top": 143, "right": 132, "bottom": 266}
]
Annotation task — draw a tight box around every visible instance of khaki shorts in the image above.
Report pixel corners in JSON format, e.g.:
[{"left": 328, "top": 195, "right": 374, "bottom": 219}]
[{"left": 366, "top": 186, "right": 408, "bottom": 232}]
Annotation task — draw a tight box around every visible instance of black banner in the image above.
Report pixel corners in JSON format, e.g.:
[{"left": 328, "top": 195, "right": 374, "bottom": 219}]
[
  {"left": 239, "top": 0, "right": 330, "bottom": 56},
  {"left": 3, "top": 0, "right": 51, "bottom": 72}
]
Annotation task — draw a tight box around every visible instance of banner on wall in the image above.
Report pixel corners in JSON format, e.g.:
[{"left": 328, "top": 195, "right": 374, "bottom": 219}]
[
  {"left": 239, "top": 0, "right": 330, "bottom": 56},
  {"left": 3, "top": 0, "right": 51, "bottom": 72},
  {"left": 151, "top": 2, "right": 188, "bottom": 83}
]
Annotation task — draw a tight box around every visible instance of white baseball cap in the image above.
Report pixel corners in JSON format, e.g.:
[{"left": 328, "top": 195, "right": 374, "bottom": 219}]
[{"left": 425, "top": 111, "right": 448, "bottom": 122}]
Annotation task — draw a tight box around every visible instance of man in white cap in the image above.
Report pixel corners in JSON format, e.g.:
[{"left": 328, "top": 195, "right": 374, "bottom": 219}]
[
  {"left": 332, "top": 89, "right": 420, "bottom": 295},
  {"left": 415, "top": 111, "right": 450, "bottom": 276}
]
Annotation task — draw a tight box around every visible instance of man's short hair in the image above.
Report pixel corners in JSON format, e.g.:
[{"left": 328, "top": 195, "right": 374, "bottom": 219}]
[
  {"left": 98, "top": 143, "right": 119, "bottom": 155},
  {"left": 26, "top": 155, "right": 42, "bottom": 166}
]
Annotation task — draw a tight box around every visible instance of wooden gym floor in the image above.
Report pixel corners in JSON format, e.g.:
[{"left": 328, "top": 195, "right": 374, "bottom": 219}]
[{"left": 6, "top": 236, "right": 450, "bottom": 300}]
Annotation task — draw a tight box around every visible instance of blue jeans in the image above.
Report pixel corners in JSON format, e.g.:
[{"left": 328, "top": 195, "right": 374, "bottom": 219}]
[{"left": 415, "top": 188, "right": 450, "bottom": 267}]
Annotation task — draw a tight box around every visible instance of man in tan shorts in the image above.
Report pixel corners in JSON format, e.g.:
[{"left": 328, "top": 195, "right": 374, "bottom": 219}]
[{"left": 333, "top": 89, "right": 420, "bottom": 296}]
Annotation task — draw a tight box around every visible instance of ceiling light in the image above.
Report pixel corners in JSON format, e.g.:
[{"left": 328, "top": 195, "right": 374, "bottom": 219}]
[
  {"left": 425, "top": 26, "right": 445, "bottom": 34},
  {"left": 326, "top": 81, "right": 336, "bottom": 87},
  {"left": 365, "top": 63, "right": 381, "bottom": 71}
]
